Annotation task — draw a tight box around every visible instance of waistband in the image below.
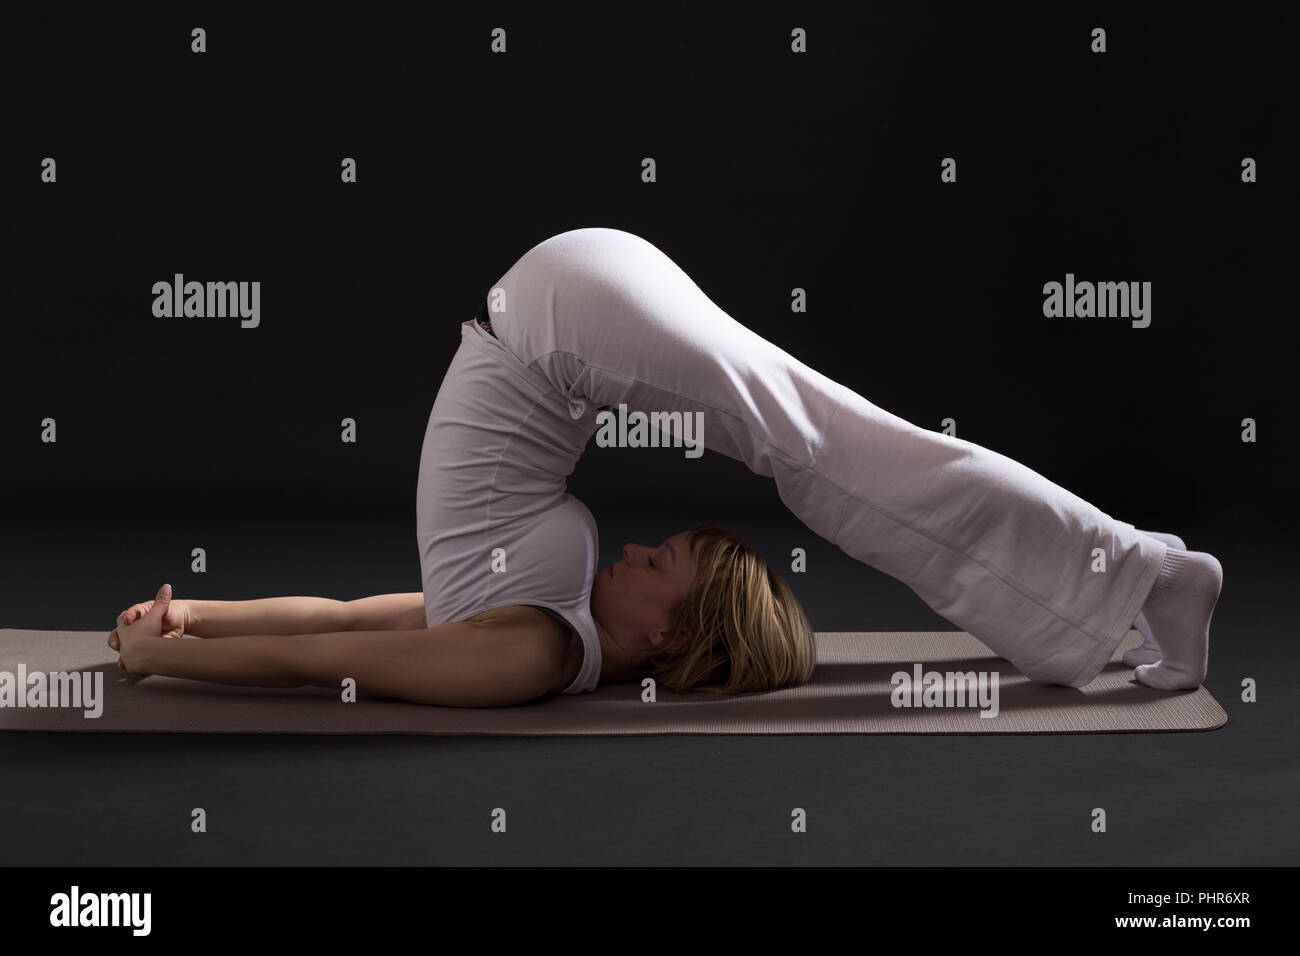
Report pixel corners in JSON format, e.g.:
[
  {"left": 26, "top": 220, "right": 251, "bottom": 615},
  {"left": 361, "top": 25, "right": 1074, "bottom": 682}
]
[{"left": 475, "top": 299, "right": 496, "bottom": 337}]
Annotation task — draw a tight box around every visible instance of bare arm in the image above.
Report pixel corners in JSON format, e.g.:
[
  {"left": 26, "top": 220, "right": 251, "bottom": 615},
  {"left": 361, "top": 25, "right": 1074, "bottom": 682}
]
[
  {"left": 129, "top": 605, "right": 573, "bottom": 707},
  {"left": 341, "top": 592, "right": 427, "bottom": 631},
  {"left": 186, "top": 596, "right": 349, "bottom": 637},
  {"left": 185, "top": 592, "right": 424, "bottom": 637}
]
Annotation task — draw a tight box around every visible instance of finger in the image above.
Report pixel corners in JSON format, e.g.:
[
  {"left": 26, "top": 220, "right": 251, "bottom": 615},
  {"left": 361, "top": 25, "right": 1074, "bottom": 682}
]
[{"left": 150, "top": 584, "right": 172, "bottom": 617}]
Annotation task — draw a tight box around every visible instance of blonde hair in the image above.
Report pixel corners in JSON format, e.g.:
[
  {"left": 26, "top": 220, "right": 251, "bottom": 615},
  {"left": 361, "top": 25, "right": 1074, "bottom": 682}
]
[{"left": 642, "top": 524, "right": 817, "bottom": 694}]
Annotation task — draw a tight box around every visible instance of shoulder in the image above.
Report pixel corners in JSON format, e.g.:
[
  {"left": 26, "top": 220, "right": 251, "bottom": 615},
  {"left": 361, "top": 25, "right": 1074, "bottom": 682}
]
[{"left": 464, "top": 605, "right": 583, "bottom": 696}]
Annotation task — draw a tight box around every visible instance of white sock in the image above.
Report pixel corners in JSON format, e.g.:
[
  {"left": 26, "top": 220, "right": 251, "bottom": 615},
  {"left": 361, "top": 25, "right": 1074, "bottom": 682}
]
[
  {"left": 1133, "top": 547, "right": 1223, "bottom": 691},
  {"left": 1122, "top": 530, "right": 1187, "bottom": 666}
]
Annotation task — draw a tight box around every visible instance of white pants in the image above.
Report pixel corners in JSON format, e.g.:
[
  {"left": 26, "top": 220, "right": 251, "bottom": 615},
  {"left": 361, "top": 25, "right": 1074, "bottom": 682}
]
[{"left": 485, "top": 227, "right": 1166, "bottom": 687}]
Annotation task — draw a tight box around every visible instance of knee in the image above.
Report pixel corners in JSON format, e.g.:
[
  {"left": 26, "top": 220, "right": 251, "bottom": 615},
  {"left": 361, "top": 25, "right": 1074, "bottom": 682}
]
[{"left": 1017, "top": 653, "right": 1086, "bottom": 687}]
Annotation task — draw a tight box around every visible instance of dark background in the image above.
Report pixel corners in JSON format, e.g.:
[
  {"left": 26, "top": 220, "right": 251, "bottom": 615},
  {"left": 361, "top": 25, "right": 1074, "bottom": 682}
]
[{"left": 2, "top": 4, "right": 1296, "bottom": 867}]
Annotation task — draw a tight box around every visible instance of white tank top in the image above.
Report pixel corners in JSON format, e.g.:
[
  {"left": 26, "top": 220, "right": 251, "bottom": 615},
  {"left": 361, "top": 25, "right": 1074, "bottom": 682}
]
[{"left": 416, "top": 318, "right": 603, "bottom": 694}]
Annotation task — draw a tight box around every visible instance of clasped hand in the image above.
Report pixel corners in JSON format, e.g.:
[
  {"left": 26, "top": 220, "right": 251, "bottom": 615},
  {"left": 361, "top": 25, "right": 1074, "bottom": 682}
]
[{"left": 107, "top": 583, "right": 180, "bottom": 675}]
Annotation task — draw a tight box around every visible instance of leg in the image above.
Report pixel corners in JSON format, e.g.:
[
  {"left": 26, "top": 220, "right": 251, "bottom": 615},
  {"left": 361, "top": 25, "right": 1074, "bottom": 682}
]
[
  {"left": 486, "top": 227, "right": 1166, "bottom": 688},
  {"left": 1124, "top": 530, "right": 1186, "bottom": 666}
]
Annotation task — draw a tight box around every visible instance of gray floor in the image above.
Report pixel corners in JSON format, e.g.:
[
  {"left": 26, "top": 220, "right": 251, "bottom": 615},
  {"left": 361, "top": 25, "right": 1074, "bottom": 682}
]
[{"left": 1, "top": 503, "right": 1296, "bottom": 866}]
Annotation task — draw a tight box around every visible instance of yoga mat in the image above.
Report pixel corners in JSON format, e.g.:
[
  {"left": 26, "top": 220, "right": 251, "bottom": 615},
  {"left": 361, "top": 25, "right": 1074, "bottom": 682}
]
[{"left": 0, "top": 628, "right": 1226, "bottom": 735}]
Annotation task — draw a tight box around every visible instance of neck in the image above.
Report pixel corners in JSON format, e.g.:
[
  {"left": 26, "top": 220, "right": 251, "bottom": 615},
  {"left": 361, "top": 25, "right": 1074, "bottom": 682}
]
[{"left": 595, "top": 618, "right": 643, "bottom": 683}]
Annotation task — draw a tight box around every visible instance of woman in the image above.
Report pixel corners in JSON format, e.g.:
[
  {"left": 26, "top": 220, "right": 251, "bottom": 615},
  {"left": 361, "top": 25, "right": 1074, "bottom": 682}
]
[{"left": 110, "top": 227, "right": 1222, "bottom": 705}]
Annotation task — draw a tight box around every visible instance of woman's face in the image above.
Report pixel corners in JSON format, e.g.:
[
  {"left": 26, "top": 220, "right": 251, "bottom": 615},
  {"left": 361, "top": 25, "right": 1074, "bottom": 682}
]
[{"left": 591, "top": 529, "right": 700, "bottom": 659}]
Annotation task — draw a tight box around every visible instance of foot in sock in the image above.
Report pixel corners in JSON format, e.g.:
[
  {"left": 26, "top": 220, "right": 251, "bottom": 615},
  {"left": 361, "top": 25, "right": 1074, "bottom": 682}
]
[
  {"left": 1123, "top": 530, "right": 1187, "bottom": 666},
  {"left": 1133, "top": 548, "right": 1223, "bottom": 691}
]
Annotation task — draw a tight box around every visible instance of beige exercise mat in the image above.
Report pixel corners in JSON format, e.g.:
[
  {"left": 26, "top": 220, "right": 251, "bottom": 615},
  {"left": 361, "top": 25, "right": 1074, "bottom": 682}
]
[{"left": 0, "top": 628, "right": 1226, "bottom": 735}]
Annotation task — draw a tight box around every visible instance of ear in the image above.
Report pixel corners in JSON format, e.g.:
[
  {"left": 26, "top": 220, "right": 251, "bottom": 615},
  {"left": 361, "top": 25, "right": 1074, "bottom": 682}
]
[{"left": 658, "top": 625, "right": 693, "bottom": 656}]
